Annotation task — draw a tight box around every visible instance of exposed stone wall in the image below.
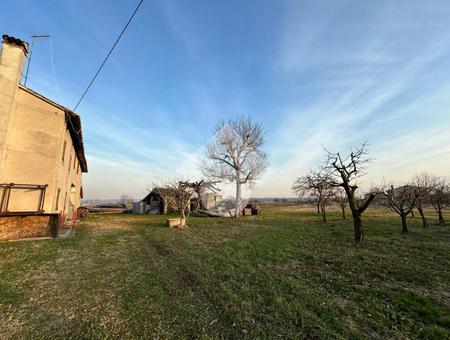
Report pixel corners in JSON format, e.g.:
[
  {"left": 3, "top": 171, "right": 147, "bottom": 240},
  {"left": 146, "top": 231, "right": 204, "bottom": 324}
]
[{"left": 0, "top": 214, "right": 59, "bottom": 241}]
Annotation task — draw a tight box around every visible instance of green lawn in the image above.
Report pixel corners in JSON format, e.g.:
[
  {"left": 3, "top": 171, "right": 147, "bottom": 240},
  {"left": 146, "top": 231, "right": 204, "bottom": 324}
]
[{"left": 0, "top": 206, "right": 449, "bottom": 339}]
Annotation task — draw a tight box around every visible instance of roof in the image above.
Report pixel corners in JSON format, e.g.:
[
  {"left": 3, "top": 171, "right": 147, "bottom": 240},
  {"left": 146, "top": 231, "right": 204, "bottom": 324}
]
[
  {"left": 152, "top": 187, "right": 177, "bottom": 194},
  {"left": 392, "top": 185, "right": 419, "bottom": 194},
  {"left": 2, "top": 35, "right": 29, "bottom": 54},
  {"left": 142, "top": 187, "right": 178, "bottom": 202},
  {"left": 18, "top": 85, "right": 88, "bottom": 172}
]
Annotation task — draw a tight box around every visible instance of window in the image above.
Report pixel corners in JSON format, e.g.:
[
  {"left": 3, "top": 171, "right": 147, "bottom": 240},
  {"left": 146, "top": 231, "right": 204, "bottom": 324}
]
[
  {"left": 77, "top": 163, "right": 80, "bottom": 174},
  {"left": 73, "top": 154, "right": 76, "bottom": 169},
  {"left": 55, "top": 188, "right": 61, "bottom": 211},
  {"left": 61, "top": 140, "right": 67, "bottom": 162},
  {"left": 69, "top": 154, "right": 72, "bottom": 171}
]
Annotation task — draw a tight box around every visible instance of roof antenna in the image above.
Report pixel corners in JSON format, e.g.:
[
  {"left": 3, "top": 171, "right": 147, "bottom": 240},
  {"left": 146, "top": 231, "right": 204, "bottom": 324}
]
[{"left": 23, "top": 34, "right": 50, "bottom": 86}]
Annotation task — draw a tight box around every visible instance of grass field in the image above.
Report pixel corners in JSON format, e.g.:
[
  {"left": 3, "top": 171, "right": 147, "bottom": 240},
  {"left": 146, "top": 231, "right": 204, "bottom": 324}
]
[{"left": 1, "top": 206, "right": 449, "bottom": 339}]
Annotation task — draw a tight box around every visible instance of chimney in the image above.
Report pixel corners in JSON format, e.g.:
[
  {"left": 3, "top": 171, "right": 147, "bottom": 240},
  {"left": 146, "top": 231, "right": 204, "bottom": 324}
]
[
  {"left": 0, "top": 35, "right": 29, "bottom": 179},
  {"left": 0, "top": 35, "right": 29, "bottom": 83}
]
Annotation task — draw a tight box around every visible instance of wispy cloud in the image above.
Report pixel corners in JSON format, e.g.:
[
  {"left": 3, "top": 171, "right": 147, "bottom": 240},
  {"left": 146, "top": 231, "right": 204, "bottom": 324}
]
[
  {"left": 159, "top": 0, "right": 203, "bottom": 59},
  {"left": 6, "top": 0, "right": 450, "bottom": 199},
  {"left": 247, "top": 1, "right": 450, "bottom": 197}
]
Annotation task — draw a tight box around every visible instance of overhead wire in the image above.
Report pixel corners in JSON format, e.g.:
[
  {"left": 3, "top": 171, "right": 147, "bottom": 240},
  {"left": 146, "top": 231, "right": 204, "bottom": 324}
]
[
  {"left": 49, "top": 37, "right": 62, "bottom": 101},
  {"left": 25, "top": 39, "right": 82, "bottom": 136},
  {"left": 72, "top": 0, "right": 144, "bottom": 113}
]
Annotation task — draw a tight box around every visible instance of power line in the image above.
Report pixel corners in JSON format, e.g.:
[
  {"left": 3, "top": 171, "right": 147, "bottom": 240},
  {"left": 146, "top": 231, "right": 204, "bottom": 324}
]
[
  {"left": 49, "top": 37, "right": 62, "bottom": 101},
  {"left": 72, "top": 0, "right": 144, "bottom": 112}
]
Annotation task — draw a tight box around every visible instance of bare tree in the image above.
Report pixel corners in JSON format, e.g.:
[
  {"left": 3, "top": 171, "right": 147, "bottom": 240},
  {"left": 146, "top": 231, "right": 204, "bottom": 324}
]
[
  {"left": 201, "top": 117, "right": 268, "bottom": 218},
  {"left": 430, "top": 178, "right": 450, "bottom": 224},
  {"left": 323, "top": 142, "right": 376, "bottom": 241},
  {"left": 381, "top": 184, "right": 418, "bottom": 233},
  {"left": 176, "top": 181, "right": 196, "bottom": 227},
  {"left": 293, "top": 172, "right": 320, "bottom": 214},
  {"left": 292, "top": 170, "right": 334, "bottom": 222},
  {"left": 164, "top": 180, "right": 197, "bottom": 228},
  {"left": 412, "top": 173, "right": 439, "bottom": 228},
  {"left": 334, "top": 188, "right": 348, "bottom": 220},
  {"left": 293, "top": 173, "right": 316, "bottom": 211}
]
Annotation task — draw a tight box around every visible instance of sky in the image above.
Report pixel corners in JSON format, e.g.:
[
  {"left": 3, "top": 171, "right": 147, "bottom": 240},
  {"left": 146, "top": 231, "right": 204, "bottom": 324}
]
[{"left": 2, "top": 0, "right": 450, "bottom": 199}]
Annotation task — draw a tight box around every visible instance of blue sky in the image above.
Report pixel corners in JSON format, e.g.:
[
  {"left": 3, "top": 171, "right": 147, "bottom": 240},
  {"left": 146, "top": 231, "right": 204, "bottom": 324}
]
[{"left": 2, "top": 0, "right": 450, "bottom": 199}]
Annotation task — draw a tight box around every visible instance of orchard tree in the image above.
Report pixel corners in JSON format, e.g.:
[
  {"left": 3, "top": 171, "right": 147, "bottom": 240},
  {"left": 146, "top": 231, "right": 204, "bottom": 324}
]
[
  {"left": 412, "top": 173, "right": 439, "bottom": 228},
  {"left": 430, "top": 178, "right": 450, "bottom": 224},
  {"left": 323, "top": 142, "right": 376, "bottom": 241},
  {"left": 201, "top": 117, "right": 268, "bottom": 218},
  {"left": 151, "top": 180, "right": 197, "bottom": 227},
  {"left": 175, "top": 181, "right": 197, "bottom": 227},
  {"left": 334, "top": 188, "right": 348, "bottom": 220},
  {"left": 292, "top": 170, "right": 334, "bottom": 222},
  {"left": 293, "top": 172, "right": 320, "bottom": 214},
  {"left": 382, "top": 184, "right": 418, "bottom": 233},
  {"left": 164, "top": 180, "right": 197, "bottom": 228}
]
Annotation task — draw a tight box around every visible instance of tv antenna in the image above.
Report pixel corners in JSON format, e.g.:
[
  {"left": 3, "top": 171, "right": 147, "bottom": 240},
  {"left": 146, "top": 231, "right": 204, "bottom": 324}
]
[{"left": 23, "top": 34, "right": 50, "bottom": 86}]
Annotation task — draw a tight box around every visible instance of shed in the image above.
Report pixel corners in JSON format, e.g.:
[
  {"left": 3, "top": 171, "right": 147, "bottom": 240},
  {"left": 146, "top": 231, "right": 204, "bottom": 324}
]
[{"left": 139, "top": 188, "right": 178, "bottom": 215}]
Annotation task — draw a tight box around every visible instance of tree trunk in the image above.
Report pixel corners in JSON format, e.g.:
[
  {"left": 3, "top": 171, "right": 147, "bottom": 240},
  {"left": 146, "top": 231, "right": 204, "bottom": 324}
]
[
  {"left": 417, "top": 204, "right": 428, "bottom": 228},
  {"left": 343, "top": 184, "right": 374, "bottom": 242},
  {"left": 180, "top": 207, "right": 185, "bottom": 226},
  {"left": 321, "top": 204, "right": 326, "bottom": 223},
  {"left": 196, "top": 188, "right": 206, "bottom": 210},
  {"left": 401, "top": 213, "right": 408, "bottom": 233},
  {"left": 346, "top": 186, "right": 364, "bottom": 241},
  {"left": 317, "top": 200, "right": 320, "bottom": 214},
  {"left": 235, "top": 180, "right": 241, "bottom": 218},
  {"left": 433, "top": 202, "right": 445, "bottom": 224},
  {"left": 353, "top": 213, "right": 363, "bottom": 241},
  {"left": 410, "top": 209, "right": 415, "bottom": 217},
  {"left": 162, "top": 199, "right": 168, "bottom": 215},
  {"left": 341, "top": 206, "right": 346, "bottom": 220},
  {"left": 438, "top": 208, "right": 445, "bottom": 224}
]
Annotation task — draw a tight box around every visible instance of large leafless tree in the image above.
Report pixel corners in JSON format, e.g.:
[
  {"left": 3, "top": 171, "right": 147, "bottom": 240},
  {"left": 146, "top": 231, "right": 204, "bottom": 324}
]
[
  {"left": 292, "top": 170, "right": 334, "bottom": 222},
  {"left": 201, "top": 117, "right": 268, "bottom": 218},
  {"left": 323, "top": 142, "right": 376, "bottom": 241}
]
